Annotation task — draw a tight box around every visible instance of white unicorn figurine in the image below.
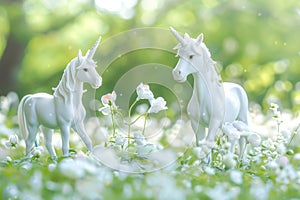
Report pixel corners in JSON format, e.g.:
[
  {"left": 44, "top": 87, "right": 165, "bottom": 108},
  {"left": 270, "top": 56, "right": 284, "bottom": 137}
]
[
  {"left": 18, "top": 37, "right": 102, "bottom": 157},
  {"left": 170, "top": 27, "right": 249, "bottom": 158}
]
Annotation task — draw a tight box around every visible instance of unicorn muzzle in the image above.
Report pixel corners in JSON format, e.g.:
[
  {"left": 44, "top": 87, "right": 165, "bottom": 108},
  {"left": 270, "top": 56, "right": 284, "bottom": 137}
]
[
  {"left": 92, "top": 76, "right": 102, "bottom": 89},
  {"left": 172, "top": 69, "right": 186, "bottom": 82}
]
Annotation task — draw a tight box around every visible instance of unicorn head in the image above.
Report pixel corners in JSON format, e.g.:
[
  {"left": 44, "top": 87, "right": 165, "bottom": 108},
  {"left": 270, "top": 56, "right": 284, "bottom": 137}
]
[
  {"left": 76, "top": 37, "right": 102, "bottom": 89},
  {"left": 170, "top": 27, "right": 215, "bottom": 82}
]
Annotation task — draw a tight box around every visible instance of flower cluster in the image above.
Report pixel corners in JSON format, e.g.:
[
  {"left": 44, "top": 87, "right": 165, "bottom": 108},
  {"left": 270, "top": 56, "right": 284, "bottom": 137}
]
[
  {"left": 5, "top": 134, "right": 18, "bottom": 148},
  {"left": 136, "top": 83, "right": 154, "bottom": 100},
  {"left": 98, "top": 91, "right": 117, "bottom": 115},
  {"left": 185, "top": 114, "right": 266, "bottom": 168},
  {"left": 222, "top": 121, "right": 261, "bottom": 147},
  {"left": 191, "top": 115, "right": 287, "bottom": 170},
  {"left": 98, "top": 83, "right": 167, "bottom": 155},
  {"left": 136, "top": 83, "right": 167, "bottom": 114},
  {"left": 269, "top": 103, "right": 283, "bottom": 133},
  {"left": 1, "top": 96, "right": 300, "bottom": 199}
]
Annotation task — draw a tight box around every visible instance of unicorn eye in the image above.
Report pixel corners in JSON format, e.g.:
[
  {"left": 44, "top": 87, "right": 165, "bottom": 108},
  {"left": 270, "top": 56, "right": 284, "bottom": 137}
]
[
  {"left": 189, "top": 55, "right": 194, "bottom": 59},
  {"left": 83, "top": 68, "right": 88, "bottom": 72}
]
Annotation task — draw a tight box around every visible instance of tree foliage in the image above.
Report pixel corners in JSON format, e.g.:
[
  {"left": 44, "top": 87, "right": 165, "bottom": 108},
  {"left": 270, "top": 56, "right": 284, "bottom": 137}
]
[{"left": 0, "top": 0, "right": 300, "bottom": 112}]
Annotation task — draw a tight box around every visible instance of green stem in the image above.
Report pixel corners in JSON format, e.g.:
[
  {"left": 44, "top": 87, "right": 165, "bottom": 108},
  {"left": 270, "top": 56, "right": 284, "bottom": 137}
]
[
  {"left": 129, "top": 113, "right": 146, "bottom": 125},
  {"left": 288, "top": 123, "right": 300, "bottom": 145},
  {"left": 128, "top": 99, "right": 139, "bottom": 146},
  {"left": 239, "top": 142, "right": 248, "bottom": 163},
  {"left": 142, "top": 113, "right": 148, "bottom": 136},
  {"left": 110, "top": 105, "right": 116, "bottom": 137}
]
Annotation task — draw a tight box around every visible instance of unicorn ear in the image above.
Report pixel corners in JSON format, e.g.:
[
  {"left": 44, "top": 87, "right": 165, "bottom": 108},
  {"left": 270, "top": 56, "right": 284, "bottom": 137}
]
[
  {"left": 196, "top": 33, "right": 204, "bottom": 45},
  {"left": 78, "top": 49, "right": 83, "bottom": 62}
]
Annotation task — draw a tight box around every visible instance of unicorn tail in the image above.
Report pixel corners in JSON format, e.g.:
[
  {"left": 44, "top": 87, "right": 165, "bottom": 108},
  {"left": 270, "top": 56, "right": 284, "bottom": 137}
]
[{"left": 18, "top": 95, "right": 31, "bottom": 141}]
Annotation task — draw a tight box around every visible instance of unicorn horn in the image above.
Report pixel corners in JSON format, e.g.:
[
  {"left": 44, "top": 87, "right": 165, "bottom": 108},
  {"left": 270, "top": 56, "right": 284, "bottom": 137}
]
[
  {"left": 87, "top": 36, "right": 102, "bottom": 59},
  {"left": 169, "top": 27, "right": 185, "bottom": 44}
]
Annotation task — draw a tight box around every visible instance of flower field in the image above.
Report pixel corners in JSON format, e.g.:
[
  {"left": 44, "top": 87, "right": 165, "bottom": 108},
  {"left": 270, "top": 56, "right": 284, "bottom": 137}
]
[{"left": 1, "top": 91, "right": 300, "bottom": 200}]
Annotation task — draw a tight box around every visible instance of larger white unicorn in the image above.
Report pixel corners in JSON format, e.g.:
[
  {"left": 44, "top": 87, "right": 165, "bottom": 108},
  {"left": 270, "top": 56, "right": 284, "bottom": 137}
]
[
  {"left": 170, "top": 27, "right": 249, "bottom": 157},
  {"left": 18, "top": 37, "right": 102, "bottom": 157}
]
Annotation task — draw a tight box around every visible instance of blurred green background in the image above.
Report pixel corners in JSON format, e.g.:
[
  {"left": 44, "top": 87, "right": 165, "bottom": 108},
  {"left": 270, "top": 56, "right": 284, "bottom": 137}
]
[{"left": 0, "top": 0, "right": 300, "bottom": 113}]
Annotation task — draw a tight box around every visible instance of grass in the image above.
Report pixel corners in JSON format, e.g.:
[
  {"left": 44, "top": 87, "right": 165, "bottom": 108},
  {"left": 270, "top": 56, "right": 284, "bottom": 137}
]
[{"left": 1, "top": 93, "right": 300, "bottom": 199}]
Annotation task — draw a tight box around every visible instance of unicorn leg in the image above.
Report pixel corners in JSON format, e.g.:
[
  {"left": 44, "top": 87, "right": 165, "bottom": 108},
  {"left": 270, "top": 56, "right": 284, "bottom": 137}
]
[
  {"left": 202, "top": 118, "right": 222, "bottom": 163},
  {"left": 237, "top": 103, "right": 248, "bottom": 160},
  {"left": 229, "top": 140, "right": 236, "bottom": 154},
  {"left": 60, "top": 125, "right": 70, "bottom": 156},
  {"left": 206, "top": 119, "right": 222, "bottom": 142},
  {"left": 26, "top": 124, "right": 39, "bottom": 155},
  {"left": 191, "top": 119, "right": 205, "bottom": 146},
  {"left": 41, "top": 126, "right": 56, "bottom": 158},
  {"left": 73, "top": 122, "right": 92, "bottom": 152},
  {"left": 237, "top": 92, "right": 249, "bottom": 160},
  {"left": 238, "top": 136, "right": 247, "bottom": 160}
]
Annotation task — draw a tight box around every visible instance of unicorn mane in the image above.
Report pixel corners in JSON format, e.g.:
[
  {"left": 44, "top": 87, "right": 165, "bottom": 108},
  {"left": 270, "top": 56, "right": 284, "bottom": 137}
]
[
  {"left": 53, "top": 58, "right": 78, "bottom": 102},
  {"left": 194, "top": 42, "right": 216, "bottom": 66}
]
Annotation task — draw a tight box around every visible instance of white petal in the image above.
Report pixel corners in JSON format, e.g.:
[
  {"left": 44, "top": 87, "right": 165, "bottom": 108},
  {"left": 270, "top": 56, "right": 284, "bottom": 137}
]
[{"left": 98, "top": 106, "right": 111, "bottom": 115}]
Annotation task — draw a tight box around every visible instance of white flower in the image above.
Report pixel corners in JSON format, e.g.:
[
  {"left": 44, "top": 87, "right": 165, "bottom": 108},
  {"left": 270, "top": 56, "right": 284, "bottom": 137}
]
[
  {"left": 247, "top": 133, "right": 261, "bottom": 147},
  {"left": 204, "top": 166, "right": 215, "bottom": 175},
  {"left": 266, "top": 161, "right": 278, "bottom": 170},
  {"left": 136, "top": 83, "right": 154, "bottom": 100},
  {"left": 115, "top": 134, "right": 127, "bottom": 146},
  {"left": 269, "top": 103, "right": 279, "bottom": 112},
  {"left": 280, "top": 129, "right": 291, "bottom": 139},
  {"left": 9, "top": 134, "right": 18, "bottom": 144},
  {"left": 5, "top": 134, "right": 18, "bottom": 148},
  {"left": 134, "top": 131, "right": 147, "bottom": 146},
  {"left": 250, "top": 178, "right": 272, "bottom": 200},
  {"left": 230, "top": 170, "right": 243, "bottom": 185},
  {"left": 148, "top": 97, "right": 168, "bottom": 114},
  {"left": 276, "top": 143, "right": 286, "bottom": 155},
  {"left": 223, "top": 153, "right": 237, "bottom": 169},
  {"left": 273, "top": 110, "right": 283, "bottom": 123},
  {"left": 59, "top": 158, "right": 85, "bottom": 179},
  {"left": 48, "top": 163, "right": 57, "bottom": 172},
  {"left": 30, "top": 171, "right": 43, "bottom": 192},
  {"left": 5, "top": 184, "right": 19, "bottom": 199},
  {"left": 137, "top": 144, "right": 155, "bottom": 156},
  {"left": 193, "top": 141, "right": 215, "bottom": 159},
  {"left": 75, "top": 158, "right": 98, "bottom": 175},
  {"left": 59, "top": 158, "right": 98, "bottom": 179},
  {"left": 21, "top": 161, "right": 32, "bottom": 170},
  {"left": 146, "top": 173, "right": 185, "bottom": 200},
  {"left": 206, "top": 183, "right": 240, "bottom": 200},
  {"left": 75, "top": 177, "right": 102, "bottom": 199},
  {"left": 98, "top": 106, "right": 111, "bottom": 115},
  {"left": 5, "top": 156, "right": 12, "bottom": 162},
  {"left": 101, "top": 91, "right": 117, "bottom": 105},
  {"left": 222, "top": 123, "right": 240, "bottom": 141},
  {"left": 269, "top": 103, "right": 283, "bottom": 124},
  {"left": 31, "top": 146, "right": 43, "bottom": 158},
  {"left": 278, "top": 156, "right": 289, "bottom": 167},
  {"left": 293, "top": 153, "right": 300, "bottom": 160},
  {"left": 193, "top": 147, "right": 206, "bottom": 159},
  {"left": 98, "top": 91, "right": 117, "bottom": 115}
]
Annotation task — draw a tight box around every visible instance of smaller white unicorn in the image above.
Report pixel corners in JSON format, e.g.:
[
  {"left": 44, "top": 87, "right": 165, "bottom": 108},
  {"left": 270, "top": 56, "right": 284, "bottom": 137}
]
[
  {"left": 170, "top": 27, "right": 249, "bottom": 158},
  {"left": 18, "top": 37, "right": 102, "bottom": 157}
]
